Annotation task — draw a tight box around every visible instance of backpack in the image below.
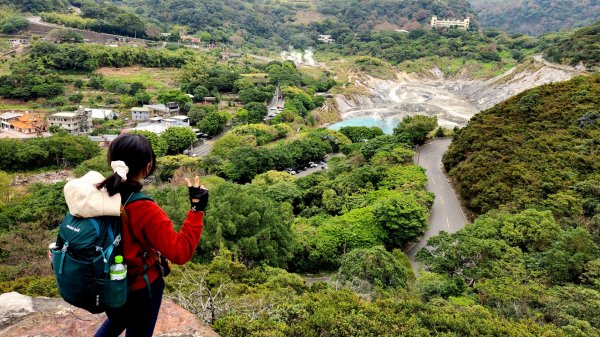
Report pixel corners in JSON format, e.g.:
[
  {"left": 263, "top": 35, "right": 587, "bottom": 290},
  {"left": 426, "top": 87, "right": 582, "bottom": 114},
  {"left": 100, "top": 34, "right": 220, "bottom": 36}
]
[{"left": 51, "top": 191, "right": 151, "bottom": 314}]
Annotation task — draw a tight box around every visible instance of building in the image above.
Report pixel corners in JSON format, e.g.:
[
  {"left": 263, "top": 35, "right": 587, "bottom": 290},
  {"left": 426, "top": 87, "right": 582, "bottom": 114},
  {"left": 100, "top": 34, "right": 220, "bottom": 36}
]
[
  {"left": 143, "top": 102, "right": 180, "bottom": 117},
  {"left": 88, "top": 134, "right": 119, "bottom": 148},
  {"left": 131, "top": 107, "right": 150, "bottom": 121},
  {"left": 430, "top": 16, "right": 470, "bottom": 30},
  {"left": 318, "top": 35, "right": 335, "bottom": 44},
  {"left": 8, "top": 39, "right": 28, "bottom": 48},
  {"left": 47, "top": 106, "right": 92, "bottom": 134},
  {"left": 170, "top": 115, "right": 190, "bottom": 126},
  {"left": 200, "top": 97, "right": 217, "bottom": 105},
  {"left": 88, "top": 108, "right": 118, "bottom": 120},
  {"left": 8, "top": 113, "right": 46, "bottom": 134},
  {"left": 0, "top": 112, "right": 23, "bottom": 130},
  {"left": 128, "top": 116, "right": 191, "bottom": 135}
]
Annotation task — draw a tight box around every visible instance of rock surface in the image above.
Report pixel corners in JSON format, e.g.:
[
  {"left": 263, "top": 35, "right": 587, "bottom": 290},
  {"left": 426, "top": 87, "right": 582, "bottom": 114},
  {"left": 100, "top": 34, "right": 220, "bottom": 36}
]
[
  {"left": 0, "top": 292, "right": 220, "bottom": 337},
  {"left": 334, "top": 55, "right": 583, "bottom": 129}
]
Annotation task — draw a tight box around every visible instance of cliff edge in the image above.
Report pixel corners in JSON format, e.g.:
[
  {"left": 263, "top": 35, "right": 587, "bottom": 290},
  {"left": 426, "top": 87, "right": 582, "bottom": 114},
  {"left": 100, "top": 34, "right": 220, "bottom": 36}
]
[{"left": 0, "top": 292, "right": 220, "bottom": 337}]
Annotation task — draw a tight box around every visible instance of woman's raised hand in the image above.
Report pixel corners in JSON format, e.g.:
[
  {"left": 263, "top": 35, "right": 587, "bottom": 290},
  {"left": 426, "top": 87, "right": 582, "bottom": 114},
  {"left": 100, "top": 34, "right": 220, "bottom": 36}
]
[{"left": 184, "top": 176, "right": 209, "bottom": 212}]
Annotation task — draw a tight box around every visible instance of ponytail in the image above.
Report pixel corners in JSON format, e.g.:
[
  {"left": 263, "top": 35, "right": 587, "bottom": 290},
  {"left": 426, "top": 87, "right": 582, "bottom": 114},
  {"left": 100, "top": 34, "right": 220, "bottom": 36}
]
[
  {"left": 96, "top": 173, "right": 124, "bottom": 197},
  {"left": 95, "top": 134, "right": 155, "bottom": 197}
]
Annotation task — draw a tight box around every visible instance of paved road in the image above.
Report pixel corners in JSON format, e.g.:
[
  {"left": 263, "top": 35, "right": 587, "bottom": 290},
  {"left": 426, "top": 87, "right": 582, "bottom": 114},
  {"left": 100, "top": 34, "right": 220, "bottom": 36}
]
[
  {"left": 189, "top": 140, "right": 215, "bottom": 157},
  {"left": 294, "top": 164, "right": 327, "bottom": 178},
  {"left": 406, "top": 138, "right": 469, "bottom": 267}
]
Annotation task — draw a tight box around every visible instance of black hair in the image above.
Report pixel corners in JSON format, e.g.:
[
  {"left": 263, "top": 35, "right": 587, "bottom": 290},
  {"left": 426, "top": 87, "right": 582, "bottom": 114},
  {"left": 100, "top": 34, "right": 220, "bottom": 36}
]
[{"left": 97, "top": 133, "right": 156, "bottom": 197}]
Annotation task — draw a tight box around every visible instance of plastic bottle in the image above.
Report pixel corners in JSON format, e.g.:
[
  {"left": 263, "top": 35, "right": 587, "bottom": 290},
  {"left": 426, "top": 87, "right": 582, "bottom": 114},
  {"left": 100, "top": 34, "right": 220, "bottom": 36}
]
[{"left": 109, "top": 255, "right": 127, "bottom": 280}]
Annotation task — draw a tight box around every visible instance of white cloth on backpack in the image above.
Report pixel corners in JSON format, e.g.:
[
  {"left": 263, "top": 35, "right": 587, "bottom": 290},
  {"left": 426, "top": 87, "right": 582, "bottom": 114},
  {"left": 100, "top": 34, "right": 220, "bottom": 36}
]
[{"left": 64, "top": 171, "right": 122, "bottom": 218}]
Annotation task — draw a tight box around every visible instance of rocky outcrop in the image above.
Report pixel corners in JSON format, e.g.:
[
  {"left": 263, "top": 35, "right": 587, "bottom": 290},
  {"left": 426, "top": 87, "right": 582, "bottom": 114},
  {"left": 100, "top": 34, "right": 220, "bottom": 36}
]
[
  {"left": 0, "top": 292, "right": 220, "bottom": 337},
  {"left": 13, "top": 170, "right": 74, "bottom": 186}
]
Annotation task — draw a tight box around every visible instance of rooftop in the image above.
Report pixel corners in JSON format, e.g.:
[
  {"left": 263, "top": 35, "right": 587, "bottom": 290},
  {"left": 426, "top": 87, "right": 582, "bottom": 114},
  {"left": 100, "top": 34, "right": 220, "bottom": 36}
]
[
  {"left": 89, "top": 109, "right": 115, "bottom": 119},
  {"left": 131, "top": 107, "right": 150, "bottom": 112},
  {"left": 88, "top": 134, "right": 119, "bottom": 142},
  {"left": 0, "top": 112, "right": 23, "bottom": 120},
  {"left": 10, "top": 121, "right": 36, "bottom": 129},
  {"left": 171, "top": 115, "right": 189, "bottom": 120},
  {"left": 50, "top": 112, "right": 78, "bottom": 118},
  {"left": 129, "top": 124, "right": 168, "bottom": 134},
  {"left": 143, "top": 104, "right": 168, "bottom": 110}
]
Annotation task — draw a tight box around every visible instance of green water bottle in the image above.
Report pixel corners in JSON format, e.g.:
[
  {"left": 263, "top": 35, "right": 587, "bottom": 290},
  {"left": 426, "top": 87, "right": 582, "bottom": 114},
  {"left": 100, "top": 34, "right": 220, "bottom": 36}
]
[{"left": 109, "top": 255, "right": 127, "bottom": 280}]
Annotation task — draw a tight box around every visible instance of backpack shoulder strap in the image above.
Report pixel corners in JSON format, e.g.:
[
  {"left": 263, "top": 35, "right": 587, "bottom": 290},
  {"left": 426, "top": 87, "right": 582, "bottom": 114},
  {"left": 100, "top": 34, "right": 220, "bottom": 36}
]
[
  {"left": 124, "top": 191, "right": 154, "bottom": 205},
  {"left": 119, "top": 190, "right": 155, "bottom": 296}
]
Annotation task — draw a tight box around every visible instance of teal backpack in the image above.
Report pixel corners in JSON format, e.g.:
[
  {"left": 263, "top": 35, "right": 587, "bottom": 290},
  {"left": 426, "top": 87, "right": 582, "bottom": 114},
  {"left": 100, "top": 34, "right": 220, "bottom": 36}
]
[{"left": 51, "top": 191, "right": 152, "bottom": 314}]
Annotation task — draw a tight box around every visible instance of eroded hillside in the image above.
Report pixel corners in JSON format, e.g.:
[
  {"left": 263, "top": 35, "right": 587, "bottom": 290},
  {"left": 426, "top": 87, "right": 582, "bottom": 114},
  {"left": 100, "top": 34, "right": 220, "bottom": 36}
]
[{"left": 333, "top": 55, "right": 583, "bottom": 128}]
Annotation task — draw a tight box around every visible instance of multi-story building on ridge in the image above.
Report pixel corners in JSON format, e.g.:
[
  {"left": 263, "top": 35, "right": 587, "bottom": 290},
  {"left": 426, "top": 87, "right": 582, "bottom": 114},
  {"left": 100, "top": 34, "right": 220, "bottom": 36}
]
[
  {"left": 47, "top": 106, "right": 93, "bottom": 134},
  {"left": 143, "top": 102, "right": 180, "bottom": 117},
  {"left": 131, "top": 107, "right": 150, "bottom": 121},
  {"left": 430, "top": 16, "right": 470, "bottom": 30}
]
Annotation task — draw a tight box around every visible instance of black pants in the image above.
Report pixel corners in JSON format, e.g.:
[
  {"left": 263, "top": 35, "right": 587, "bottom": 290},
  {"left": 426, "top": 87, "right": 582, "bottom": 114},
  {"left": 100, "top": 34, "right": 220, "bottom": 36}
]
[{"left": 94, "top": 277, "right": 165, "bottom": 337}]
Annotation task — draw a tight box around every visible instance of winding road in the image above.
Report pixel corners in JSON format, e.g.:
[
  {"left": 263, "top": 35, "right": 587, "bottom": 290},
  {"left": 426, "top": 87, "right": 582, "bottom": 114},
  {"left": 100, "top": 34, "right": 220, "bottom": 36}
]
[{"left": 406, "top": 138, "right": 469, "bottom": 268}]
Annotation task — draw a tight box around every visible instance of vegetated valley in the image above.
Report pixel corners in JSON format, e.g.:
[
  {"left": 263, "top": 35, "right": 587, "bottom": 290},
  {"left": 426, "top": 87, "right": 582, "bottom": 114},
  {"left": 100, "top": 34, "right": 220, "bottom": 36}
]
[{"left": 0, "top": 0, "right": 599, "bottom": 336}]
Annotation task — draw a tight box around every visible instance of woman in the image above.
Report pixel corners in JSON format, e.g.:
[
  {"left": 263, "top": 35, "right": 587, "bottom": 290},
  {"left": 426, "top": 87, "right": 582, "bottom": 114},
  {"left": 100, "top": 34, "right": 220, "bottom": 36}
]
[{"left": 94, "top": 133, "right": 208, "bottom": 337}]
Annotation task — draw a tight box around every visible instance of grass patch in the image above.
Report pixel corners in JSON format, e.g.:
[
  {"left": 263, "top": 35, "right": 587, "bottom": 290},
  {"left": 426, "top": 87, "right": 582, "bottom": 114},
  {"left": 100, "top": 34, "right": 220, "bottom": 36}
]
[
  {"left": 0, "top": 101, "right": 47, "bottom": 111},
  {"left": 0, "top": 60, "right": 10, "bottom": 76},
  {"left": 240, "top": 72, "right": 269, "bottom": 83},
  {"left": 0, "top": 37, "right": 10, "bottom": 53},
  {"left": 95, "top": 67, "right": 179, "bottom": 91},
  {"left": 293, "top": 10, "right": 333, "bottom": 25}
]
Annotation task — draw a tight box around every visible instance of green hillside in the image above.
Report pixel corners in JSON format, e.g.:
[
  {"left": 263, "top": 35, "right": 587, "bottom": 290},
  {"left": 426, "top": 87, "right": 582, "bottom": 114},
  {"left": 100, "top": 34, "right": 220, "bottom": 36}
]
[
  {"left": 317, "top": 0, "right": 473, "bottom": 31},
  {"left": 470, "top": 0, "right": 600, "bottom": 36},
  {"left": 0, "top": 0, "right": 69, "bottom": 13},
  {"left": 544, "top": 20, "right": 600, "bottom": 70},
  {"left": 444, "top": 73, "right": 600, "bottom": 229},
  {"left": 5, "top": 0, "right": 476, "bottom": 48}
]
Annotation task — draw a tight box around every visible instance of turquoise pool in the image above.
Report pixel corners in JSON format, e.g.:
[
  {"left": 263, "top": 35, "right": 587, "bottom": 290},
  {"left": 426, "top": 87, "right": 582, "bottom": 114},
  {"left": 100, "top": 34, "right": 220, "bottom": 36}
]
[{"left": 329, "top": 116, "right": 401, "bottom": 134}]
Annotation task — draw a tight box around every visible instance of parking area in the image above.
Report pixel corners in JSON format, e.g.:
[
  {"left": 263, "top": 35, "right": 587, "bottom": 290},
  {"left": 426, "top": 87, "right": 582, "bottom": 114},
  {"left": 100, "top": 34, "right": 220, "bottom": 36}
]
[{"left": 289, "top": 160, "right": 328, "bottom": 178}]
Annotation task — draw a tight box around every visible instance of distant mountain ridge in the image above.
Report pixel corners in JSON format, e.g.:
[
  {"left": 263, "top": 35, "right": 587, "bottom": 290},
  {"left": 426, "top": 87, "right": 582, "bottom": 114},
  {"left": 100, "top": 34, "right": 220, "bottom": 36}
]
[
  {"left": 8, "top": 0, "right": 476, "bottom": 48},
  {"left": 470, "top": 0, "right": 600, "bottom": 36}
]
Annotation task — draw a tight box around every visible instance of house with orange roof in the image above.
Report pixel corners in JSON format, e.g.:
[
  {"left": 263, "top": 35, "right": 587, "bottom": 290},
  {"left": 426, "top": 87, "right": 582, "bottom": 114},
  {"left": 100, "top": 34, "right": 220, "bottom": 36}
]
[{"left": 8, "top": 113, "right": 47, "bottom": 134}]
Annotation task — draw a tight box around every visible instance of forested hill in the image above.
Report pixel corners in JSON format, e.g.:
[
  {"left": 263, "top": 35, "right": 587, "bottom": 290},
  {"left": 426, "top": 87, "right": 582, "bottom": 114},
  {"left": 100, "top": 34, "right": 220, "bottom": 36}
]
[
  {"left": 0, "top": 0, "right": 69, "bottom": 12},
  {"left": 443, "top": 73, "right": 600, "bottom": 230},
  {"left": 544, "top": 20, "right": 600, "bottom": 70},
  {"left": 107, "top": 0, "right": 474, "bottom": 44},
  {"left": 470, "top": 0, "right": 600, "bottom": 36},
  {"left": 316, "top": 0, "right": 473, "bottom": 31},
  {"left": 4, "top": 0, "right": 475, "bottom": 47}
]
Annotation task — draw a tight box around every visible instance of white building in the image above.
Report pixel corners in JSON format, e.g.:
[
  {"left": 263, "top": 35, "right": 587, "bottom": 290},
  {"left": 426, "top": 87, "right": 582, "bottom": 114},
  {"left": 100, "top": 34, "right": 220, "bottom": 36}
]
[
  {"left": 0, "top": 112, "right": 23, "bottom": 129},
  {"left": 143, "top": 102, "right": 180, "bottom": 117},
  {"left": 47, "top": 106, "right": 93, "bottom": 134},
  {"left": 430, "top": 16, "right": 470, "bottom": 30},
  {"left": 170, "top": 115, "right": 190, "bottom": 126},
  {"left": 131, "top": 107, "right": 150, "bottom": 121},
  {"left": 88, "top": 108, "right": 118, "bottom": 120},
  {"left": 318, "top": 35, "right": 335, "bottom": 43},
  {"left": 8, "top": 39, "right": 28, "bottom": 48},
  {"left": 128, "top": 116, "right": 191, "bottom": 135}
]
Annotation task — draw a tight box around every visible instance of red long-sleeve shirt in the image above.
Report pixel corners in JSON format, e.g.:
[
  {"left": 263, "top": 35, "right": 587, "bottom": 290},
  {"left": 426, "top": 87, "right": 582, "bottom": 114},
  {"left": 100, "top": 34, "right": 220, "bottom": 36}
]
[{"left": 122, "top": 200, "right": 204, "bottom": 290}]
